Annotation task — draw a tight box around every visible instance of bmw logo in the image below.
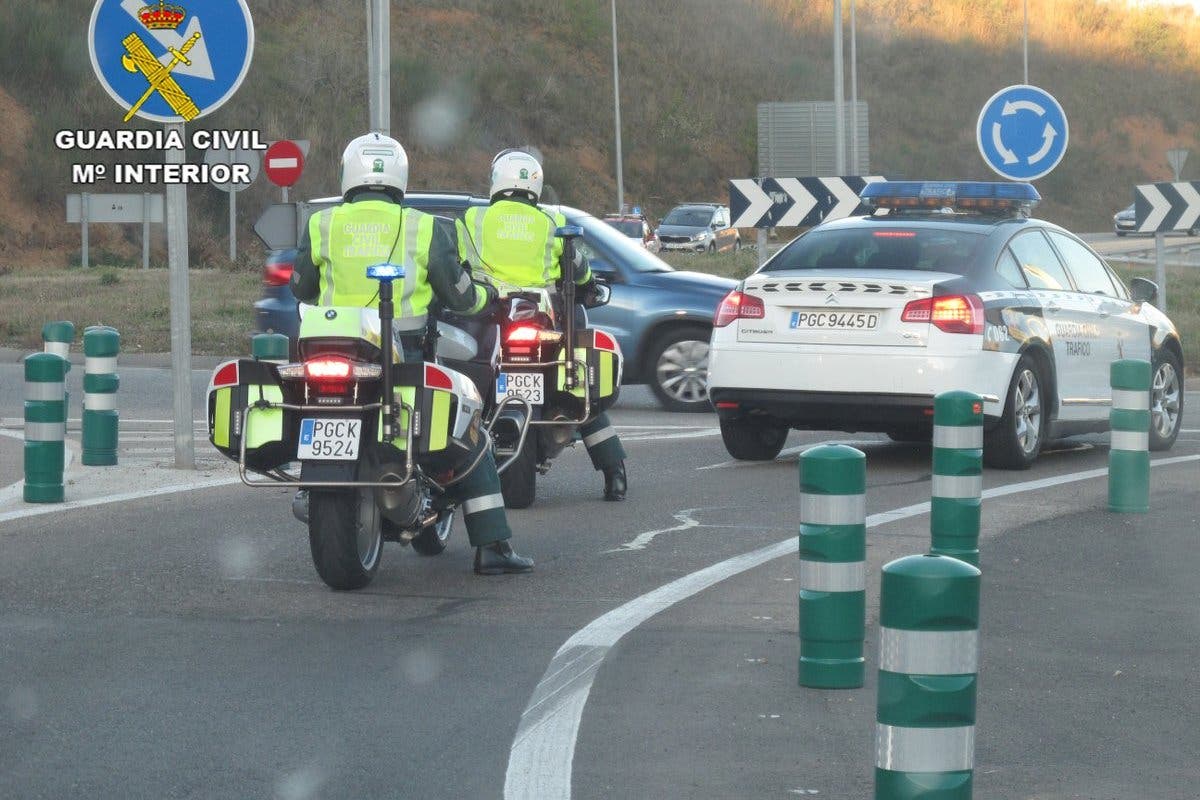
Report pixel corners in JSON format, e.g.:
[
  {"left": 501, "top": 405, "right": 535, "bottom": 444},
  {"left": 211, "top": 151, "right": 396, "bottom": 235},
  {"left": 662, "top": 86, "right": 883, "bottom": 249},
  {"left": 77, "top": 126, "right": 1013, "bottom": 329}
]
[{"left": 325, "top": 310, "right": 338, "bottom": 320}]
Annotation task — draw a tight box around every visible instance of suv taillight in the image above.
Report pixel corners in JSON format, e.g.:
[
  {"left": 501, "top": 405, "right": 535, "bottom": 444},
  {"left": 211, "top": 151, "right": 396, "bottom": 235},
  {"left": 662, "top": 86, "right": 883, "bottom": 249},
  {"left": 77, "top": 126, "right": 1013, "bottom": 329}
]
[
  {"left": 901, "top": 294, "right": 984, "bottom": 335},
  {"left": 264, "top": 260, "right": 294, "bottom": 286},
  {"left": 714, "top": 290, "right": 766, "bottom": 328}
]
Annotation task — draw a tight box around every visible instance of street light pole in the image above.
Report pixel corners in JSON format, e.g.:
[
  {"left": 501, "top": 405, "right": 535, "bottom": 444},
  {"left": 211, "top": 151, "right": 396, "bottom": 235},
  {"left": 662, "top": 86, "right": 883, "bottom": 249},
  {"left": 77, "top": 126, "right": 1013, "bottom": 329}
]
[
  {"left": 849, "top": 0, "right": 859, "bottom": 174},
  {"left": 1023, "top": 0, "right": 1029, "bottom": 84},
  {"left": 367, "top": 0, "right": 390, "bottom": 135},
  {"left": 611, "top": 0, "right": 625, "bottom": 213},
  {"left": 833, "top": 0, "right": 846, "bottom": 175}
]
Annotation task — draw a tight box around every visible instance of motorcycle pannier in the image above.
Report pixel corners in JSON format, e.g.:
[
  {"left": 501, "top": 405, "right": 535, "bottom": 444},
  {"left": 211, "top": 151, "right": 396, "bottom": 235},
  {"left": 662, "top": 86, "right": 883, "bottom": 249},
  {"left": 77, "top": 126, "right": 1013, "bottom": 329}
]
[
  {"left": 207, "top": 358, "right": 295, "bottom": 471},
  {"left": 553, "top": 328, "right": 623, "bottom": 416}
]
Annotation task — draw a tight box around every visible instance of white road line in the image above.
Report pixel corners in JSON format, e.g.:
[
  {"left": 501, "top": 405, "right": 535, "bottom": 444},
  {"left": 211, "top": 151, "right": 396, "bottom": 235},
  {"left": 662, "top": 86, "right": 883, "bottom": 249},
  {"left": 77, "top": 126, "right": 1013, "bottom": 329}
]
[
  {"left": 615, "top": 425, "right": 712, "bottom": 430},
  {"left": 696, "top": 438, "right": 883, "bottom": 470},
  {"left": 0, "top": 474, "right": 240, "bottom": 525},
  {"left": 504, "top": 454, "right": 1200, "bottom": 800},
  {"left": 621, "top": 429, "right": 720, "bottom": 442},
  {"left": 606, "top": 508, "right": 701, "bottom": 552}
]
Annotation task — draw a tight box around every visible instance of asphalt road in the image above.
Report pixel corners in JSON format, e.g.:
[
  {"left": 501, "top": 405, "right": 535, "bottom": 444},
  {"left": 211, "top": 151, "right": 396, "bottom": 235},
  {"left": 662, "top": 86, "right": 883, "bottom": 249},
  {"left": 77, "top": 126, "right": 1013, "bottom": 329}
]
[{"left": 1, "top": 374, "right": 1197, "bottom": 799}]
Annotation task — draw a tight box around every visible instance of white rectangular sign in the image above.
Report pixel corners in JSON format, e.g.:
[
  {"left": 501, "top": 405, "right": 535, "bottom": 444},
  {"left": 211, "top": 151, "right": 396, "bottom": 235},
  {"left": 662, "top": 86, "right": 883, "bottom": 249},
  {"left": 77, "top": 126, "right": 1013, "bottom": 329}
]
[{"left": 67, "top": 193, "right": 164, "bottom": 224}]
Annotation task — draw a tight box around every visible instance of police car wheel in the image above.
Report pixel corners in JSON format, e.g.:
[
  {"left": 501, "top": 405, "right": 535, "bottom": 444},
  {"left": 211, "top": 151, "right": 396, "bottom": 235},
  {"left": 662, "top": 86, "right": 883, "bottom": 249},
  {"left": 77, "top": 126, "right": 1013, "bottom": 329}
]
[
  {"left": 412, "top": 509, "right": 455, "bottom": 556},
  {"left": 720, "top": 417, "right": 788, "bottom": 461},
  {"left": 984, "top": 355, "right": 1046, "bottom": 470},
  {"left": 308, "top": 490, "right": 382, "bottom": 590},
  {"left": 1149, "top": 348, "right": 1183, "bottom": 451}
]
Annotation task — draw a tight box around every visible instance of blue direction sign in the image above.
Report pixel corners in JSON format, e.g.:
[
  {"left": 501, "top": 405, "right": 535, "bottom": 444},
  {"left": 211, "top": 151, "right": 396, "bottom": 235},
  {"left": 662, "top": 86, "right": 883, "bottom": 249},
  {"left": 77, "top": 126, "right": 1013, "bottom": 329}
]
[
  {"left": 976, "top": 84, "right": 1068, "bottom": 181},
  {"left": 88, "top": 0, "right": 254, "bottom": 124}
]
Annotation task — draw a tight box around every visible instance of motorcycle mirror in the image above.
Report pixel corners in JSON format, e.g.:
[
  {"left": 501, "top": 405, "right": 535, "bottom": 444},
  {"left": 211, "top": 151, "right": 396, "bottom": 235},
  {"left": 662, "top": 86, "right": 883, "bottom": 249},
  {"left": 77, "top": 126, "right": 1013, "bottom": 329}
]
[{"left": 593, "top": 283, "right": 611, "bottom": 306}]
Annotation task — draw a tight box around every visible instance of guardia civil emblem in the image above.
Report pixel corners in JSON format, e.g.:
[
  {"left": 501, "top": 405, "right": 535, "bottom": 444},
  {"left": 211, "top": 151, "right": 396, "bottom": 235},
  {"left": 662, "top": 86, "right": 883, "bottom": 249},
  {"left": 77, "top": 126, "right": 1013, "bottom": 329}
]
[{"left": 88, "top": 0, "right": 255, "bottom": 123}]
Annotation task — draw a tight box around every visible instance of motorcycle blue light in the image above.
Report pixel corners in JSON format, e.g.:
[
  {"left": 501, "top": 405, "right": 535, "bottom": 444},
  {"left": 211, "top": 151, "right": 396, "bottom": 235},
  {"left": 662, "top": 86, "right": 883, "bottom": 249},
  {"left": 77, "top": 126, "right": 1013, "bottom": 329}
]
[
  {"left": 366, "top": 263, "right": 406, "bottom": 281},
  {"left": 554, "top": 225, "right": 584, "bottom": 238}
]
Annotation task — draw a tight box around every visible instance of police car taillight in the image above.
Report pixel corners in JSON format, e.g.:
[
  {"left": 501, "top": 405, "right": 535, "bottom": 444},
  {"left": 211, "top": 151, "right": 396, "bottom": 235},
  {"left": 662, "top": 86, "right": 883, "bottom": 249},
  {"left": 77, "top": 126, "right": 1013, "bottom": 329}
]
[
  {"left": 901, "top": 294, "right": 984, "bottom": 335},
  {"left": 714, "top": 290, "right": 765, "bottom": 328}
]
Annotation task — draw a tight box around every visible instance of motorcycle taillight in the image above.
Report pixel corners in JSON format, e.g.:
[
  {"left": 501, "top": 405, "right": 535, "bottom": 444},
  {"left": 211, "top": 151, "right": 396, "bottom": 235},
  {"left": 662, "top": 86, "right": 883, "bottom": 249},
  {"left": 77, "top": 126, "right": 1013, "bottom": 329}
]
[
  {"left": 305, "top": 356, "right": 352, "bottom": 394},
  {"left": 504, "top": 324, "right": 542, "bottom": 361}
]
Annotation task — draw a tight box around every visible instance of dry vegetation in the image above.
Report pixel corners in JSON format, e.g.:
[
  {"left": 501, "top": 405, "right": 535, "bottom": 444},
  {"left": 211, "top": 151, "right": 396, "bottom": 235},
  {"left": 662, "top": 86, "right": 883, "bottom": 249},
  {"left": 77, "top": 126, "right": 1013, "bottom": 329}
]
[{"left": 0, "top": 0, "right": 1198, "bottom": 269}]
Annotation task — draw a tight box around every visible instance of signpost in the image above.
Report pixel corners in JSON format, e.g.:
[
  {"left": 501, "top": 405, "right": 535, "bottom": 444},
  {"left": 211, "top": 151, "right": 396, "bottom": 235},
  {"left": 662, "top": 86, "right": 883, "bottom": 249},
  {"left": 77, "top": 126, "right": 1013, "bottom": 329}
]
[
  {"left": 204, "top": 146, "right": 259, "bottom": 262},
  {"left": 67, "top": 192, "right": 164, "bottom": 269},
  {"left": 88, "top": 0, "right": 255, "bottom": 470},
  {"left": 976, "top": 84, "right": 1068, "bottom": 181},
  {"left": 729, "top": 176, "right": 884, "bottom": 230},
  {"left": 264, "top": 140, "right": 306, "bottom": 202},
  {"left": 1134, "top": 180, "right": 1200, "bottom": 311},
  {"left": 1167, "top": 148, "right": 1189, "bottom": 182}
]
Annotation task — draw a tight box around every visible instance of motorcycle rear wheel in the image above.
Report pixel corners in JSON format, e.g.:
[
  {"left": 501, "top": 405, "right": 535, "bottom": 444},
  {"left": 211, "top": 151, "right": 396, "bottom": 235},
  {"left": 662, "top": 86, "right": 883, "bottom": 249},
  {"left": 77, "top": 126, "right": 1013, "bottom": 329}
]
[
  {"left": 308, "top": 489, "right": 382, "bottom": 590},
  {"left": 499, "top": 435, "right": 538, "bottom": 509}
]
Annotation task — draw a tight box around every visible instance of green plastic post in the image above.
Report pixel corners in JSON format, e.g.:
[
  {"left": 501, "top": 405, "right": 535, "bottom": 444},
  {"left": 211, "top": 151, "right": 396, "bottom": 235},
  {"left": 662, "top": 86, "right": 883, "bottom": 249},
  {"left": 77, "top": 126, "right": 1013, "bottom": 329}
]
[
  {"left": 1109, "top": 359, "right": 1151, "bottom": 513},
  {"left": 798, "top": 444, "right": 866, "bottom": 689},
  {"left": 875, "top": 554, "right": 980, "bottom": 799},
  {"left": 251, "top": 332, "right": 290, "bottom": 363},
  {"left": 81, "top": 326, "right": 120, "bottom": 467},
  {"left": 41, "top": 321, "right": 75, "bottom": 368},
  {"left": 931, "top": 391, "right": 984, "bottom": 566},
  {"left": 24, "top": 353, "right": 67, "bottom": 503}
]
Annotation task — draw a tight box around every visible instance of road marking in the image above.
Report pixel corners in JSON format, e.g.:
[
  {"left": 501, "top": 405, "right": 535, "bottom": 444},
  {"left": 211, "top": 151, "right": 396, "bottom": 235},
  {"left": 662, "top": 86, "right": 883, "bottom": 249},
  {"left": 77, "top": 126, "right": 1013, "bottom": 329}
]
[
  {"left": 0, "top": 474, "right": 240, "bottom": 525},
  {"left": 606, "top": 508, "right": 701, "bottom": 551},
  {"left": 696, "top": 438, "right": 883, "bottom": 470},
  {"left": 504, "top": 453, "right": 1200, "bottom": 800},
  {"left": 621, "top": 429, "right": 720, "bottom": 442}
]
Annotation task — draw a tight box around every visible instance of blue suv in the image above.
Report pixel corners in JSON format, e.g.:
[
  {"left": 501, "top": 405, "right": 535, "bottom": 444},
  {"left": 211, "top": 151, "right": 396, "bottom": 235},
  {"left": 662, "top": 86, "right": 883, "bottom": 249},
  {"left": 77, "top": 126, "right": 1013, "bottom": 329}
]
[{"left": 254, "top": 192, "right": 736, "bottom": 412}]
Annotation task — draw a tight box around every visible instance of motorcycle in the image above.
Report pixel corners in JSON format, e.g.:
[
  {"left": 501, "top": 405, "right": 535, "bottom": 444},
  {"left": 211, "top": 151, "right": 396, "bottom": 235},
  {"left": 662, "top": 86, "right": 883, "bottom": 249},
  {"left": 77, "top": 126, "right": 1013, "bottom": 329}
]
[
  {"left": 205, "top": 263, "right": 530, "bottom": 590},
  {"left": 483, "top": 226, "right": 623, "bottom": 508}
]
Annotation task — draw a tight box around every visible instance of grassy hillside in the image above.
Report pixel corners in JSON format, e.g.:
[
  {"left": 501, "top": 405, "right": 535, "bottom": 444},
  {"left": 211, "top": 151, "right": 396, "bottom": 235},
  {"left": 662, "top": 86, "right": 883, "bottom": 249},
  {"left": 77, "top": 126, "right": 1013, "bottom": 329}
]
[{"left": 1, "top": 0, "right": 1198, "bottom": 268}]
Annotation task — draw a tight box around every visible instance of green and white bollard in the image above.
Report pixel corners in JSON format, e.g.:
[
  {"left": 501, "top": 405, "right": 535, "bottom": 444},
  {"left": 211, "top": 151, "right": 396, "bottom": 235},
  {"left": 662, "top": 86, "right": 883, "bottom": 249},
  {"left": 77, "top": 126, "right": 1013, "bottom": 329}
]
[
  {"left": 24, "top": 353, "right": 68, "bottom": 503},
  {"left": 931, "top": 391, "right": 984, "bottom": 566},
  {"left": 798, "top": 444, "right": 866, "bottom": 689},
  {"left": 251, "top": 332, "right": 290, "bottom": 364},
  {"left": 81, "top": 326, "right": 120, "bottom": 467},
  {"left": 1109, "top": 359, "right": 1151, "bottom": 514},
  {"left": 876, "top": 554, "right": 980, "bottom": 799},
  {"left": 41, "top": 321, "right": 75, "bottom": 364}
]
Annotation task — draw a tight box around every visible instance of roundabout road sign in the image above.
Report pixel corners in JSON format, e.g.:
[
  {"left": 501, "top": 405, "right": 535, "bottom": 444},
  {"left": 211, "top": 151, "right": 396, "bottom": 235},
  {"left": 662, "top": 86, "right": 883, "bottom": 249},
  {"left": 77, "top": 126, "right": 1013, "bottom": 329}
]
[
  {"left": 976, "top": 84, "right": 1068, "bottom": 181},
  {"left": 88, "top": 0, "right": 254, "bottom": 124}
]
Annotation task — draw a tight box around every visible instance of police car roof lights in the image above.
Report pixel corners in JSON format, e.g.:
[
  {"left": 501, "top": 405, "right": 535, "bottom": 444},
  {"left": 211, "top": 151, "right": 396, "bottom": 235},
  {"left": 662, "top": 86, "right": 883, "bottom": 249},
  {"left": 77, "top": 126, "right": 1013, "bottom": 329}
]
[{"left": 860, "top": 181, "right": 1040, "bottom": 214}]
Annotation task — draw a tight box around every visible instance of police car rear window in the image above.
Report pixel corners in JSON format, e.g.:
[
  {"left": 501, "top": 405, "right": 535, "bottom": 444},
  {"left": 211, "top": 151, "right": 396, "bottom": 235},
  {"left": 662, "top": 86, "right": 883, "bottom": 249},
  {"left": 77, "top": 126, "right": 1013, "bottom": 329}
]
[{"left": 761, "top": 228, "right": 986, "bottom": 274}]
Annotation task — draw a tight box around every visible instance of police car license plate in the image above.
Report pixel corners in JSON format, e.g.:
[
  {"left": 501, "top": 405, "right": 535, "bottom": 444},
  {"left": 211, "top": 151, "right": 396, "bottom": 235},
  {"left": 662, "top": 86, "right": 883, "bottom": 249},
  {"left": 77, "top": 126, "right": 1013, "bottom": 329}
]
[
  {"left": 790, "top": 309, "right": 880, "bottom": 330},
  {"left": 496, "top": 372, "right": 543, "bottom": 405},
  {"left": 297, "top": 418, "right": 361, "bottom": 460}
]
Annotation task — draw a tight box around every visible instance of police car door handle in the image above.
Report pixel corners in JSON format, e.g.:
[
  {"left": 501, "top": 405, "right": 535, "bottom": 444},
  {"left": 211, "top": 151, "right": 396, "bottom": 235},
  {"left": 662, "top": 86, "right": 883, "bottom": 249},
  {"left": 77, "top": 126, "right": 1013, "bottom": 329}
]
[{"left": 1045, "top": 302, "right": 1062, "bottom": 314}]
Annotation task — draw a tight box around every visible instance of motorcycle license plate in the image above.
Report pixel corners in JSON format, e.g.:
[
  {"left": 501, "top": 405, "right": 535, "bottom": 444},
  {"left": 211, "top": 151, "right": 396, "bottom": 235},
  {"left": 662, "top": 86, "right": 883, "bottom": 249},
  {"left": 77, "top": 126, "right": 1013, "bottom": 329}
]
[
  {"left": 496, "top": 372, "right": 543, "bottom": 405},
  {"left": 297, "top": 418, "right": 361, "bottom": 460}
]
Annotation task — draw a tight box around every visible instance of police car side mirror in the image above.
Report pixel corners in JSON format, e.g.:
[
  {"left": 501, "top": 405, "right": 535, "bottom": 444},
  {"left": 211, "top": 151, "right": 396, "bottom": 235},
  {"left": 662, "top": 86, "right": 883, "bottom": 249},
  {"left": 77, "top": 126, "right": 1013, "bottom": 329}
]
[{"left": 1130, "top": 277, "right": 1157, "bottom": 304}]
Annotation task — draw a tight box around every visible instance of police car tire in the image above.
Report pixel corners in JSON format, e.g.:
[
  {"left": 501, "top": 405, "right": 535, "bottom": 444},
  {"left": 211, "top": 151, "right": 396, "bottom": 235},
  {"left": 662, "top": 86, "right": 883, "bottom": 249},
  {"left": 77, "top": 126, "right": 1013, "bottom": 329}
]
[
  {"left": 411, "top": 509, "right": 455, "bottom": 556},
  {"left": 984, "top": 354, "right": 1046, "bottom": 470},
  {"left": 308, "top": 490, "right": 382, "bottom": 590},
  {"left": 1149, "top": 347, "right": 1184, "bottom": 451},
  {"left": 499, "top": 437, "right": 538, "bottom": 509},
  {"left": 720, "top": 417, "right": 788, "bottom": 461}
]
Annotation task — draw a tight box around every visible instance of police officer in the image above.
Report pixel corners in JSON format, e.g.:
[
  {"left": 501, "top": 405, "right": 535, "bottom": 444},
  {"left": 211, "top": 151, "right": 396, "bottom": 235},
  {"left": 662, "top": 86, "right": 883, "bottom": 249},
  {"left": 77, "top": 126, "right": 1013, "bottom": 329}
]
[
  {"left": 460, "top": 149, "right": 627, "bottom": 501},
  {"left": 291, "top": 133, "right": 534, "bottom": 575}
]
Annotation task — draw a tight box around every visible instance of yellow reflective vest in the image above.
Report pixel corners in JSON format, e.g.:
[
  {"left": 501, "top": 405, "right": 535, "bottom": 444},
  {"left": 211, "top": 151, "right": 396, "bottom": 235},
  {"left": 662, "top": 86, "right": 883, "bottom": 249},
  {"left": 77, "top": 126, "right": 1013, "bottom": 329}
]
[{"left": 461, "top": 200, "right": 590, "bottom": 288}]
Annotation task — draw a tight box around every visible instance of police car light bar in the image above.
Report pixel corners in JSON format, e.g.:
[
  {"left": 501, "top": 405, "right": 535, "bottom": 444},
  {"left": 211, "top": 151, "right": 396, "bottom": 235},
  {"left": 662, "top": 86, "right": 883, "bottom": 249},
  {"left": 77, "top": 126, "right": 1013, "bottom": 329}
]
[{"left": 860, "top": 181, "right": 1040, "bottom": 212}]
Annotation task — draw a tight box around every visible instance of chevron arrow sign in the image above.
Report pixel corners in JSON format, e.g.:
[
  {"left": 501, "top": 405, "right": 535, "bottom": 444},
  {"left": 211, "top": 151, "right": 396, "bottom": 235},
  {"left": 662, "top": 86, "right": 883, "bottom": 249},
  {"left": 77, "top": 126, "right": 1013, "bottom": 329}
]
[
  {"left": 729, "top": 176, "right": 885, "bottom": 229},
  {"left": 1134, "top": 181, "right": 1200, "bottom": 234}
]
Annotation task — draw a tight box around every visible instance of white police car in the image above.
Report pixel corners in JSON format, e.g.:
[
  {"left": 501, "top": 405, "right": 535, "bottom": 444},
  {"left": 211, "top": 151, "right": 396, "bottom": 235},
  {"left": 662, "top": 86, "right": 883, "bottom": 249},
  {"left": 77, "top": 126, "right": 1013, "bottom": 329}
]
[{"left": 707, "top": 181, "right": 1186, "bottom": 468}]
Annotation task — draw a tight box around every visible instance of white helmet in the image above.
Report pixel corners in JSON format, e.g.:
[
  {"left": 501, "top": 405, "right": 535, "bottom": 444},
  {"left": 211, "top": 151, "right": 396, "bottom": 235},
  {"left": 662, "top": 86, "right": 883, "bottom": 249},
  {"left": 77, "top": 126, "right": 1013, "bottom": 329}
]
[
  {"left": 490, "top": 149, "right": 543, "bottom": 202},
  {"left": 341, "top": 132, "right": 409, "bottom": 197}
]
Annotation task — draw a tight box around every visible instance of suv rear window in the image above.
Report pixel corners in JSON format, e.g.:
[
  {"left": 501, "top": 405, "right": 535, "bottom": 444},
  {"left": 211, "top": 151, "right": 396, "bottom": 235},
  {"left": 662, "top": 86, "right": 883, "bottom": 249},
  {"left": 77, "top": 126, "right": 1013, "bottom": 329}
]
[
  {"left": 605, "top": 219, "right": 644, "bottom": 238},
  {"left": 761, "top": 227, "right": 987, "bottom": 274},
  {"left": 662, "top": 207, "right": 715, "bottom": 227}
]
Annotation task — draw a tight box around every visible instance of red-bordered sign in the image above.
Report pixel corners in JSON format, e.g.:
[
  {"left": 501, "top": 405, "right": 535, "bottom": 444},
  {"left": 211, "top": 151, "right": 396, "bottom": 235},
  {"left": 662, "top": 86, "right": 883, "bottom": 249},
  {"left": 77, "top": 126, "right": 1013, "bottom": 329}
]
[{"left": 263, "top": 139, "right": 304, "bottom": 187}]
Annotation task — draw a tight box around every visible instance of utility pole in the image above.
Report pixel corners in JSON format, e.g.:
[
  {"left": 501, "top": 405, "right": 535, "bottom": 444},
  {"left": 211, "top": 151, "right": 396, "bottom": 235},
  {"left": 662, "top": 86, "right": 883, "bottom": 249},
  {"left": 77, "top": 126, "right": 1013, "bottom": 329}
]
[
  {"left": 849, "top": 0, "right": 859, "bottom": 173},
  {"left": 367, "top": 0, "right": 390, "bottom": 135},
  {"left": 611, "top": 0, "right": 625, "bottom": 212},
  {"left": 833, "top": 0, "right": 846, "bottom": 175}
]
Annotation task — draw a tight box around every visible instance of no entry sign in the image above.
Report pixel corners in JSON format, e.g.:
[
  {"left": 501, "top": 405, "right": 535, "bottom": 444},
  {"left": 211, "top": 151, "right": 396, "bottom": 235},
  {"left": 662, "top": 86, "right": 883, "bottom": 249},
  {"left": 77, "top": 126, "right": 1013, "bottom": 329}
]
[{"left": 264, "top": 139, "right": 304, "bottom": 187}]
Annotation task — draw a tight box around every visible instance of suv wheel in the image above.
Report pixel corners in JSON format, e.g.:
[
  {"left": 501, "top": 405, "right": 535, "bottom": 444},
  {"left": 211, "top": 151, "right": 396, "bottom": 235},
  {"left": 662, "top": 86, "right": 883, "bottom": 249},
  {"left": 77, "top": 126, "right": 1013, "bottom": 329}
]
[
  {"left": 647, "top": 325, "right": 712, "bottom": 412},
  {"left": 720, "top": 418, "right": 788, "bottom": 461}
]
